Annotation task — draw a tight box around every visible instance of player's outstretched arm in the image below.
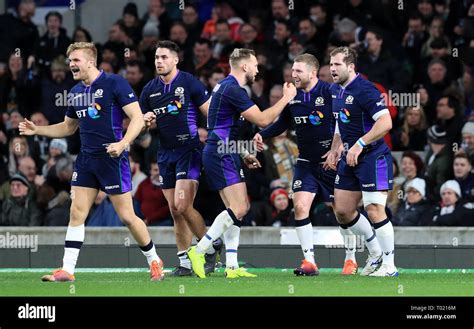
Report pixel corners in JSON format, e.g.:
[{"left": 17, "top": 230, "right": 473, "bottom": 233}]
[
  {"left": 107, "top": 101, "right": 144, "bottom": 157},
  {"left": 19, "top": 116, "right": 79, "bottom": 138},
  {"left": 241, "top": 82, "right": 296, "bottom": 128}
]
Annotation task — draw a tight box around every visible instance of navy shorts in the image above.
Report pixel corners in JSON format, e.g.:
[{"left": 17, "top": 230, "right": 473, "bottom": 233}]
[
  {"left": 292, "top": 159, "right": 335, "bottom": 202},
  {"left": 202, "top": 147, "right": 245, "bottom": 191},
  {"left": 335, "top": 147, "right": 393, "bottom": 192},
  {"left": 157, "top": 144, "right": 202, "bottom": 189},
  {"left": 71, "top": 152, "right": 131, "bottom": 194}
]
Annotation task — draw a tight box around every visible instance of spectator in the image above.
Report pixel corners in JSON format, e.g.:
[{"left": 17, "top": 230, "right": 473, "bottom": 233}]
[
  {"left": 392, "top": 178, "right": 431, "bottom": 226},
  {"left": 435, "top": 95, "right": 465, "bottom": 146},
  {"left": 72, "top": 26, "right": 93, "bottom": 43},
  {"left": 87, "top": 191, "right": 124, "bottom": 226},
  {"left": 141, "top": 0, "right": 172, "bottom": 40},
  {"left": 0, "top": 53, "right": 39, "bottom": 117},
  {"left": 0, "top": 173, "right": 41, "bottom": 226},
  {"left": 265, "top": 188, "right": 294, "bottom": 227},
  {"left": 318, "top": 64, "right": 332, "bottom": 83},
  {"left": 402, "top": 14, "right": 428, "bottom": 82},
  {"left": 395, "top": 106, "right": 428, "bottom": 151},
  {"left": 214, "top": 2, "right": 244, "bottom": 42},
  {"left": 182, "top": 5, "right": 202, "bottom": 45},
  {"left": 129, "top": 152, "right": 147, "bottom": 196},
  {"left": 424, "top": 59, "right": 451, "bottom": 119},
  {"left": 33, "top": 11, "right": 71, "bottom": 77},
  {"left": 308, "top": 3, "right": 331, "bottom": 47},
  {"left": 186, "top": 38, "right": 218, "bottom": 77},
  {"left": 169, "top": 22, "right": 193, "bottom": 70},
  {"left": 0, "top": 0, "right": 39, "bottom": 61},
  {"left": 39, "top": 56, "right": 74, "bottom": 124},
  {"left": 135, "top": 162, "right": 171, "bottom": 226},
  {"left": 238, "top": 23, "right": 264, "bottom": 55},
  {"left": 421, "top": 16, "right": 451, "bottom": 58},
  {"left": 460, "top": 121, "right": 474, "bottom": 164},
  {"left": 424, "top": 125, "right": 454, "bottom": 202},
  {"left": 206, "top": 68, "right": 225, "bottom": 92},
  {"left": 125, "top": 60, "right": 146, "bottom": 96},
  {"left": 417, "top": 0, "right": 434, "bottom": 23},
  {"left": 298, "top": 17, "right": 323, "bottom": 60},
  {"left": 41, "top": 138, "right": 67, "bottom": 176},
  {"left": 426, "top": 180, "right": 474, "bottom": 226},
  {"left": 453, "top": 153, "right": 474, "bottom": 202},
  {"left": 420, "top": 37, "right": 464, "bottom": 84},
  {"left": 264, "top": 0, "right": 298, "bottom": 42},
  {"left": 29, "top": 112, "right": 51, "bottom": 165},
  {"left": 357, "top": 27, "right": 408, "bottom": 93},
  {"left": 139, "top": 22, "right": 160, "bottom": 70},
  {"left": 17, "top": 156, "right": 42, "bottom": 190},
  {"left": 121, "top": 2, "right": 142, "bottom": 45},
  {"left": 212, "top": 20, "right": 235, "bottom": 63},
  {"left": 388, "top": 151, "right": 424, "bottom": 213},
  {"left": 8, "top": 135, "right": 29, "bottom": 176},
  {"left": 5, "top": 110, "right": 23, "bottom": 139}
]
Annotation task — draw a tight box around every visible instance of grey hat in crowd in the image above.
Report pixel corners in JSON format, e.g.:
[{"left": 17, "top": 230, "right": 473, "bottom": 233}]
[
  {"left": 9, "top": 173, "right": 30, "bottom": 189},
  {"left": 142, "top": 22, "right": 159, "bottom": 38},
  {"left": 49, "top": 138, "right": 68, "bottom": 154},
  {"left": 427, "top": 125, "right": 447, "bottom": 144},
  {"left": 462, "top": 122, "right": 474, "bottom": 136}
]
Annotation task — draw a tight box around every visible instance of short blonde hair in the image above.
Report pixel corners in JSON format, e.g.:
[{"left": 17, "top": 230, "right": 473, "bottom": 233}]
[
  {"left": 294, "top": 53, "right": 320, "bottom": 70},
  {"left": 66, "top": 42, "right": 97, "bottom": 64},
  {"left": 229, "top": 48, "right": 255, "bottom": 69}
]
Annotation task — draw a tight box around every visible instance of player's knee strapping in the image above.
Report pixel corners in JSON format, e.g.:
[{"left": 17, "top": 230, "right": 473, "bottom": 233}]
[{"left": 362, "top": 191, "right": 387, "bottom": 208}]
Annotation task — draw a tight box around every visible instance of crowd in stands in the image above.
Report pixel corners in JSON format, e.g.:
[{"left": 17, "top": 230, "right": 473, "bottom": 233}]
[{"left": 0, "top": 0, "right": 473, "bottom": 227}]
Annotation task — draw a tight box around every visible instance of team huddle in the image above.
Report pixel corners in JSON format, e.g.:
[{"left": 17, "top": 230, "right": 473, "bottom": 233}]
[{"left": 18, "top": 40, "right": 398, "bottom": 282}]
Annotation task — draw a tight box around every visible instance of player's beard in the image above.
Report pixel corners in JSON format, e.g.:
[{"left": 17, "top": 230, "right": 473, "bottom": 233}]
[
  {"left": 297, "top": 74, "right": 311, "bottom": 89},
  {"left": 157, "top": 66, "right": 172, "bottom": 78},
  {"left": 245, "top": 72, "right": 255, "bottom": 85},
  {"left": 336, "top": 71, "right": 349, "bottom": 86}
]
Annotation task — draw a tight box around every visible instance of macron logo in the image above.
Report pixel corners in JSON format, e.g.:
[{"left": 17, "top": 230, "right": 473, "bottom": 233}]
[
  {"left": 18, "top": 303, "right": 56, "bottom": 323},
  {"left": 128, "top": 93, "right": 134, "bottom": 98}
]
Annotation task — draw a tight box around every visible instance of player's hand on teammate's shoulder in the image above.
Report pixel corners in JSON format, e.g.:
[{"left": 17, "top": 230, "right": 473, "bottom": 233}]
[
  {"left": 106, "top": 141, "right": 129, "bottom": 157},
  {"left": 18, "top": 119, "right": 37, "bottom": 136},
  {"left": 243, "top": 153, "right": 261, "bottom": 169},
  {"left": 253, "top": 133, "right": 265, "bottom": 152},
  {"left": 282, "top": 82, "right": 297, "bottom": 101}
]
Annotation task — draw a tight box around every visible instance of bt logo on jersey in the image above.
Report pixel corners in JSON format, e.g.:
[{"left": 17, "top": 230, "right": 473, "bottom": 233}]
[
  {"left": 339, "top": 108, "right": 351, "bottom": 123},
  {"left": 309, "top": 111, "right": 324, "bottom": 125},
  {"left": 167, "top": 100, "right": 182, "bottom": 115},
  {"left": 294, "top": 111, "right": 324, "bottom": 126},
  {"left": 75, "top": 103, "right": 101, "bottom": 119}
]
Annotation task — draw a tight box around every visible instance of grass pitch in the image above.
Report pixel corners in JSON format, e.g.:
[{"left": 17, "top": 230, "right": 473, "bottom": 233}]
[{"left": 0, "top": 268, "right": 472, "bottom": 297}]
